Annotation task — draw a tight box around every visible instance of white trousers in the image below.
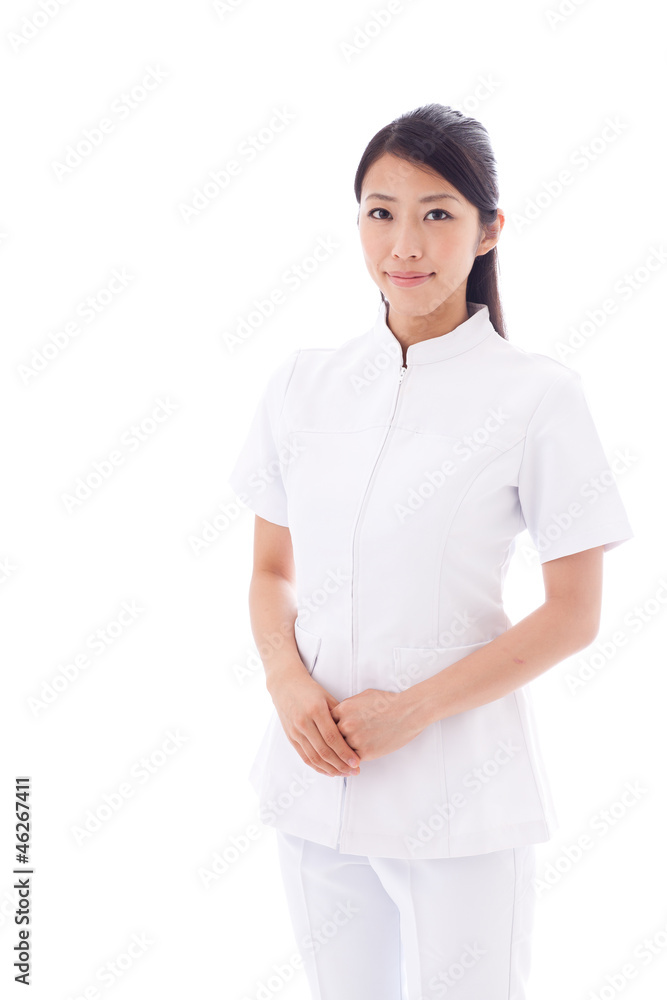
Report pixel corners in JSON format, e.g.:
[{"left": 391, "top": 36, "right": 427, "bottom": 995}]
[{"left": 275, "top": 830, "right": 537, "bottom": 1000}]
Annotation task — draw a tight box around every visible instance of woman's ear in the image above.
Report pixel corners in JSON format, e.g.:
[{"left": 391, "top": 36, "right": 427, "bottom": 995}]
[{"left": 476, "top": 211, "right": 504, "bottom": 257}]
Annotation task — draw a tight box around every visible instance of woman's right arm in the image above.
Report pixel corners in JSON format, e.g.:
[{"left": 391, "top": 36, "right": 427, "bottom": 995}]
[{"left": 248, "top": 514, "right": 361, "bottom": 777}]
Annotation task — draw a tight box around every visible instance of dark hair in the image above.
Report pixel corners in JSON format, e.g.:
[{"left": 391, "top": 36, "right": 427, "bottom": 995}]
[{"left": 353, "top": 103, "right": 507, "bottom": 339}]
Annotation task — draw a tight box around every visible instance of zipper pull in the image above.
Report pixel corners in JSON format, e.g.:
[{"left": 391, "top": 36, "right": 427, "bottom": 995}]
[{"left": 398, "top": 364, "right": 407, "bottom": 383}]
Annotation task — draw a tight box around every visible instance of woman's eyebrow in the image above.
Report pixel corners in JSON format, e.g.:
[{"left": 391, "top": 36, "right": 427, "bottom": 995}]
[{"left": 364, "top": 191, "right": 462, "bottom": 204}]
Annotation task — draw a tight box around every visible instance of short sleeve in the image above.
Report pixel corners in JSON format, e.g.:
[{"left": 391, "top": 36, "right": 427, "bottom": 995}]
[
  {"left": 227, "top": 350, "right": 299, "bottom": 527},
  {"left": 517, "top": 369, "right": 634, "bottom": 564}
]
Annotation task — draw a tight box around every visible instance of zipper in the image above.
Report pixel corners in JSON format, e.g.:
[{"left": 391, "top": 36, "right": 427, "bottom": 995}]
[
  {"left": 336, "top": 358, "right": 410, "bottom": 851},
  {"left": 335, "top": 776, "right": 347, "bottom": 848}
]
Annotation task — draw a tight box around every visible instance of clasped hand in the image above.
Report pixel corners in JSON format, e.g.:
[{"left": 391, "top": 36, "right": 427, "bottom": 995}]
[
  {"left": 330, "top": 686, "right": 425, "bottom": 763},
  {"left": 272, "top": 671, "right": 426, "bottom": 779}
]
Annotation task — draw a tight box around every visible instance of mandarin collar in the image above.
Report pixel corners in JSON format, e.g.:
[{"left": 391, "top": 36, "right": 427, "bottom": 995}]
[{"left": 371, "top": 298, "right": 495, "bottom": 364}]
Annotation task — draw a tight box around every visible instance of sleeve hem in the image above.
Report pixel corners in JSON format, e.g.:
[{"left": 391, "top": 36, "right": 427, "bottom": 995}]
[
  {"left": 536, "top": 520, "right": 634, "bottom": 564},
  {"left": 227, "top": 476, "right": 289, "bottom": 528}
]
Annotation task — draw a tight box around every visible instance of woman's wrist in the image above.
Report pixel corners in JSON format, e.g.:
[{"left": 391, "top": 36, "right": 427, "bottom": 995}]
[
  {"left": 264, "top": 656, "right": 311, "bottom": 696},
  {"left": 398, "top": 683, "right": 435, "bottom": 732}
]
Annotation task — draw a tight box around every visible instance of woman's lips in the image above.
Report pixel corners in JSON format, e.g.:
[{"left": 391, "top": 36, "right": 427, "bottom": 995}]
[{"left": 386, "top": 272, "right": 434, "bottom": 287}]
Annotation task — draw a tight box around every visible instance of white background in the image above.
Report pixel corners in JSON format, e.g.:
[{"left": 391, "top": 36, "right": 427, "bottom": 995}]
[{"left": 1, "top": 0, "right": 665, "bottom": 998}]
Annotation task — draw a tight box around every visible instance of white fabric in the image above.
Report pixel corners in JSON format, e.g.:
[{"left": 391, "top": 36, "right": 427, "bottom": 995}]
[
  {"left": 275, "top": 829, "right": 537, "bottom": 1000},
  {"left": 228, "top": 299, "right": 634, "bottom": 859}
]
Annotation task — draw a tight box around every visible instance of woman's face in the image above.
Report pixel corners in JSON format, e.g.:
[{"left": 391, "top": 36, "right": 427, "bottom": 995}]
[{"left": 358, "top": 152, "right": 501, "bottom": 316}]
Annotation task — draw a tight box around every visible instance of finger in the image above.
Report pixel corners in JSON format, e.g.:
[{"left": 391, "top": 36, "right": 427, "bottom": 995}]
[
  {"left": 286, "top": 735, "right": 333, "bottom": 776},
  {"left": 307, "top": 714, "right": 361, "bottom": 772},
  {"left": 289, "top": 719, "right": 351, "bottom": 776},
  {"left": 317, "top": 695, "right": 362, "bottom": 767}
]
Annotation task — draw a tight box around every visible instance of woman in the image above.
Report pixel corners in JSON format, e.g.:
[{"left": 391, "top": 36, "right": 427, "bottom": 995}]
[{"left": 227, "top": 103, "right": 634, "bottom": 999}]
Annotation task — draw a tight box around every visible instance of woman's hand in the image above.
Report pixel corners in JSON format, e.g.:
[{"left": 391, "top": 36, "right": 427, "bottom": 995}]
[
  {"left": 330, "top": 687, "right": 425, "bottom": 762},
  {"left": 269, "top": 669, "right": 362, "bottom": 777}
]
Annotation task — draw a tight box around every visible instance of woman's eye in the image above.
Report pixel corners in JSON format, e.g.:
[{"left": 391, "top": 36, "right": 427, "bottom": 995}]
[{"left": 367, "top": 208, "right": 452, "bottom": 221}]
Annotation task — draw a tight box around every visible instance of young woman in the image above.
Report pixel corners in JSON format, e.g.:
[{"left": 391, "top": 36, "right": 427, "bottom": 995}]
[{"left": 228, "top": 103, "right": 634, "bottom": 1000}]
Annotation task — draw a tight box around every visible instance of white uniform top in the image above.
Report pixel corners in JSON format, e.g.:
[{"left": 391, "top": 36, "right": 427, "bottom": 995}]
[{"left": 227, "top": 299, "right": 634, "bottom": 859}]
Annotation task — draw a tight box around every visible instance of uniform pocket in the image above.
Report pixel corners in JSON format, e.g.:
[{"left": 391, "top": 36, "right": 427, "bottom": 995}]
[
  {"left": 392, "top": 639, "right": 490, "bottom": 688},
  {"left": 294, "top": 618, "right": 322, "bottom": 676}
]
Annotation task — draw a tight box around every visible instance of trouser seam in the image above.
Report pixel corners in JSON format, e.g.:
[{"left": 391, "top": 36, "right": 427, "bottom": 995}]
[{"left": 507, "top": 847, "right": 518, "bottom": 1000}]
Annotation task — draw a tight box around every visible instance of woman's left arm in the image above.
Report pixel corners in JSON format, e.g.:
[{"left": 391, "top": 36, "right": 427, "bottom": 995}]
[{"left": 405, "top": 544, "right": 605, "bottom": 731}]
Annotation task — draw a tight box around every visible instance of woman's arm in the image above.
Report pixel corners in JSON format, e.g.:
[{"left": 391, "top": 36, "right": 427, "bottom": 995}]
[
  {"left": 248, "top": 515, "right": 361, "bottom": 775},
  {"left": 247, "top": 514, "right": 301, "bottom": 689},
  {"left": 330, "top": 546, "right": 605, "bottom": 761},
  {"left": 403, "top": 545, "right": 605, "bottom": 730}
]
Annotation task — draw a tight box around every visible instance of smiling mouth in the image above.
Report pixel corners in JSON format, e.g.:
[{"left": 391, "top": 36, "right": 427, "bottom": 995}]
[
  {"left": 386, "top": 272, "right": 435, "bottom": 286},
  {"left": 387, "top": 272, "right": 434, "bottom": 278}
]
